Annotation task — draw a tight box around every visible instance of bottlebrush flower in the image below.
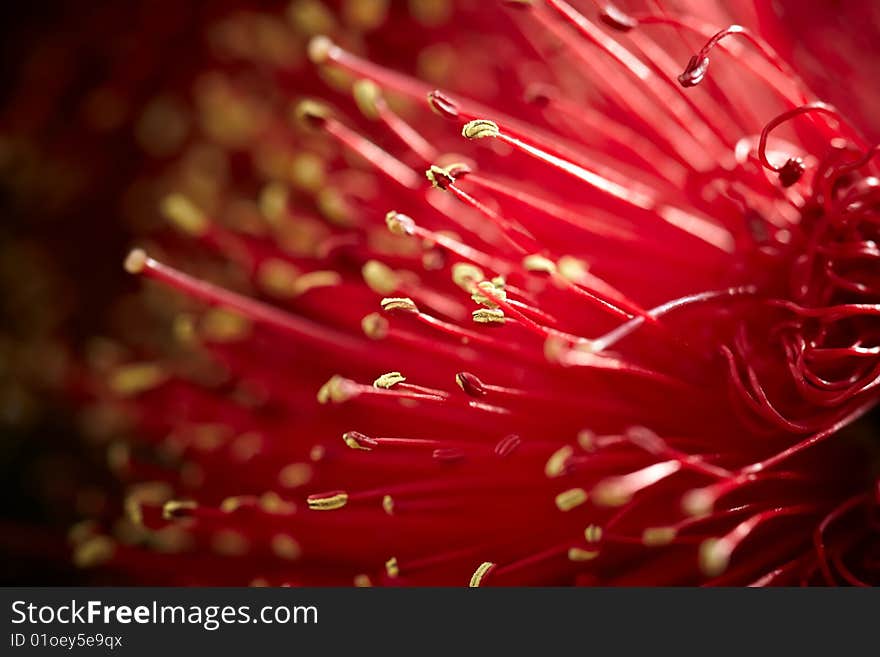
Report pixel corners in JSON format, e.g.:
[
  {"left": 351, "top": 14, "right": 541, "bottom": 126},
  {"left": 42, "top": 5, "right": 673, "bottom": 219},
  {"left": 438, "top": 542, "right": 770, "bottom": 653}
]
[{"left": 69, "top": 0, "right": 880, "bottom": 586}]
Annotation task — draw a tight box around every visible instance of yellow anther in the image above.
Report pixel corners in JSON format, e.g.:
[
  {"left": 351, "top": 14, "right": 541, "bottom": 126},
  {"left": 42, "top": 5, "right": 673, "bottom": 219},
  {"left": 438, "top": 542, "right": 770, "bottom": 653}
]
[
  {"left": 385, "top": 556, "right": 400, "bottom": 578},
  {"left": 468, "top": 561, "right": 495, "bottom": 587},
  {"left": 161, "top": 193, "right": 208, "bottom": 236},
  {"left": 544, "top": 445, "right": 573, "bottom": 478},
  {"left": 293, "top": 99, "right": 332, "bottom": 129},
  {"left": 317, "top": 375, "right": 357, "bottom": 403},
  {"left": 292, "top": 270, "right": 341, "bottom": 296},
  {"left": 373, "top": 371, "right": 406, "bottom": 389},
  {"left": 306, "top": 35, "right": 334, "bottom": 63},
  {"left": 258, "top": 259, "right": 301, "bottom": 298},
  {"left": 278, "top": 462, "right": 313, "bottom": 488},
  {"left": 271, "top": 534, "right": 302, "bottom": 560},
  {"left": 162, "top": 500, "right": 198, "bottom": 521},
  {"left": 682, "top": 487, "right": 714, "bottom": 517},
  {"left": 555, "top": 487, "right": 588, "bottom": 512},
  {"left": 173, "top": 314, "right": 197, "bottom": 345},
  {"left": 576, "top": 429, "right": 595, "bottom": 452},
  {"left": 584, "top": 524, "right": 603, "bottom": 544},
  {"left": 522, "top": 254, "right": 556, "bottom": 274},
  {"left": 382, "top": 494, "right": 395, "bottom": 515},
  {"left": 558, "top": 255, "right": 589, "bottom": 282},
  {"left": 318, "top": 187, "right": 354, "bottom": 226},
  {"left": 353, "top": 79, "right": 382, "bottom": 120},
  {"left": 362, "top": 260, "right": 399, "bottom": 294},
  {"left": 259, "top": 491, "right": 297, "bottom": 515},
  {"left": 642, "top": 527, "right": 677, "bottom": 547},
  {"left": 289, "top": 151, "right": 326, "bottom": 191},
  {"left": 361, "top": 312, "right": 390, "bottom": 340},
  {"left": 472, "top": 308, "right": 505, "bottom": 325},
  {"left": 385, "top": 210, "right": 416, "bottom": 236},
  {"left": 425, "top": 163, "right": 456, "bottom": 189},
  {"left": 201, "top": 309, "right": 252, "bottom": 343},
  {"left": 291, "top": 0, "right": 336, "bottom": 36},
  {"left": 452, "top": 262, "right": 485, "bottom": 291},
  {"left": 259, "top": 182, "right": 289, "bottom": 224},
  {"left": 698, "top": 538, "right": 730, "bottom": 577},
  {"left": 73, "top": 536, "right": 115, "bottom": 568},
  {"left": 472, "top": 280, "right": 506, "bottom": 308},
  {"left": 109, "top": 363, "right": 167, "bottom": 397},
  {"left": 543, "top": 336, "right": 567, "bottom": 363},
  {"left": 343, "top": 431, "right": 373, "bottom": 451},
  {"left": 123, "top": 496, "right": 144, "bottom": 526},
  {"left": 220, "top": 495, "right": 257, "bottom": 513},
  {"left": 592, "top": 480, "right": 632, "bottom": 508},
  {"left": 381, "top": 297, "right": 419, "bottom": 313},
  {"left": 567, "top": 547, "right": 599, "bottom": 562},
  {"left": 462, "top": 119, "right": 499, "bottom": 140},
  {"left": 124, "top": 248, "right": 148, "bottom": 274},
  {"left": 353, "top": 574, "right": 373, "bottom": 587},
  {"left": 307, "top": 491, "right": 349, "bottom": 511}
]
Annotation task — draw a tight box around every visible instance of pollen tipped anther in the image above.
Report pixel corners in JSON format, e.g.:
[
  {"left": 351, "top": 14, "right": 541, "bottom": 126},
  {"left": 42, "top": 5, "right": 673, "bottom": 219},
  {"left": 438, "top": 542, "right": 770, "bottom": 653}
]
[
  {"left": 523, "top": 254, "right": 557, "bottom": 274},
  {"left": 161, "top": 194, "right": 208, "bottom": 236},
  {"left": 373, "top": 371, "right": 406, "bottom": 389},
  {"left": 124, "top": 248, "right": 148, "bottom": 274},
  {"left": 385, "top": 210, "right": 416, "bottom": 235},
  {"left": 361, "top": 312, "right": 390, "bottom": 339},
  {"left": 462, "top": 119, "right": 499, "bottom": 140},
  {"left": 468, "top": 561, "right": 496, "bottom": 587},
  {"left": 555, "top": 488, "right": 588, "bottom": 512},
  {"left": 567, "top": 547, "right": 599, "bottom": 562},
  {"left": 381, "top": 297, "right": 419, "bottom": 314},
  {"left": 382, "top": 495, "right": 395, "bottom": 515},
  {"left": 307, "top": 491, "right": 349, "bottom": 511},
  {"left": 343, "top": 430, "right": 377, "bottom": 451},
  {"left": 317, "top": 375, "right": 358, "bottom": 403},
  {"left": 642, "top": 527, "right": 677, "bottom": 547},
  {"left": 472, "top": 308, "right": 505, "bottom": 325},
  {"left": 682, "top": 487, "right": 715, "bottom": 517},
  {"left": 584, "top": 525, "right": 603, "bottom": 544},
  {"left": 698, "top": 538, "right": 731, "bottom": 577},
  {"left": 353, "top": 79, "right": 382, "bottom": 120},
  {"left": 545, "top": 445, "right": 574, "bottom": 478},
  {"left": 162, "top": 500, "right": 198, "bottom": 521},
  {"left": 307, "top": 35, "right": 333, "bottom": 64},
  {"left": 452, "top": 263, "right": 485, "bottom": 291},
  {"left": 294, "top": 99, "right": 332, "bottom": 130},
  {"left": 426, "top": 164, "right": 455, "bottom": 189}
]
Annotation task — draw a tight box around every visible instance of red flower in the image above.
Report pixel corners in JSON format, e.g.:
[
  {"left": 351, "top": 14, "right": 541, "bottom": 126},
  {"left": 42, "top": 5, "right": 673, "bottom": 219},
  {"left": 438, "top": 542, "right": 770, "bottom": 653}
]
[{"left": 70, "top": 0, "right": 880, "bottom": 586}]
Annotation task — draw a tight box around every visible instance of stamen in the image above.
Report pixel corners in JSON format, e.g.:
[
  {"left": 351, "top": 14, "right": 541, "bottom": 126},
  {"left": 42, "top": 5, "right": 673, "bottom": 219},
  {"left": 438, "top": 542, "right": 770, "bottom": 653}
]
[
  {"left": 555, "top": 487, "right": 588, "bottom": 511},
  {"left": 125, "top": 250, "right": 365, "bottom": 353},
  {"left": 353, "top": 79, "right": 438, "bottom": 162},
  {"left": 469, "top": 561, "right": 496, "bottom": 587},
  {"left": 307, "top": 491, "right": 349, "bottom": 511}
]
